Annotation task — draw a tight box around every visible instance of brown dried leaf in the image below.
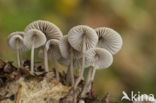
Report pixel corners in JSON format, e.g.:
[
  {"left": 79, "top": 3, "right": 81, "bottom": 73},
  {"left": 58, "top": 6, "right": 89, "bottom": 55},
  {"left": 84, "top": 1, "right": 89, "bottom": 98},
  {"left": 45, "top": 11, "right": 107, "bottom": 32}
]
[{"left": 3, "top": 62, "right": 16, "bottom": 73}]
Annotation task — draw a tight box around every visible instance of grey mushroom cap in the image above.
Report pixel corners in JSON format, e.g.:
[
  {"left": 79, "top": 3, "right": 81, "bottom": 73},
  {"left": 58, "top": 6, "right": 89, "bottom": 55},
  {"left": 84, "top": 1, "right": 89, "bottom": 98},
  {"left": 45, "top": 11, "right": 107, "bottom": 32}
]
[
  {"left": 7, "top": 32, "right": 27, "bottom": 51},
  {"left": 24, "top": 20, "right": 63, "bottom": 40},
  {"left": 95, "top": 27, "right": 123, "bottom": 55},
  {"left": 45, "top": 39, "right": 62, "bottom": 60},
  {"left": 59, "top": 35, "right": 69, "bottom": 58},
  {"left": 59, "top": 35, "right": 82, "bottom": 59},
  {"left": 68, "top": 25, "right": 98, "bottom": 52},
  {"left": 86, "top": 48, "right": 113, "bottom": 69},
  {"left": 38, "top": 39, "right": 62, "bottom": 60},
  {"left": 24, "top": 29, "right": 46, "bottom": 49}
]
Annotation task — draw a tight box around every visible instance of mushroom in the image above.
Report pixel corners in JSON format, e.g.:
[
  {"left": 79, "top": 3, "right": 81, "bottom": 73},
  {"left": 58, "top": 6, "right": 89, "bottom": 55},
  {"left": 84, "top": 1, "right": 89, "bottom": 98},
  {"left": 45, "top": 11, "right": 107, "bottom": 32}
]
[
  {"left": 81, "top": 48, "right": 113, "bottom": 97},
  {"left": 39, "top": 39, "right": 62, "bottom": 80},
  {"left": 95, "top": 27, "right": 123, "bottom": 55},
  {"left": 25, "top": 20, "right": 63, "bottom": 73},
  {"left": 46, "top": 39, "right": 62, "bottom": 80},
  {"left": 59, "top": 35, "right": 82, "bottom": 86},
  {"left": 68, "top": 25, "right": 98, "bottom": 88},
  {"left": 25, "top": 20, "right": 63, "bottom": 40},
  {"left": 24, "top": 29, "right": 46, "bottom": 74},
  {"left": 7, "top": 32, "right": 27, "bottom": 69}
]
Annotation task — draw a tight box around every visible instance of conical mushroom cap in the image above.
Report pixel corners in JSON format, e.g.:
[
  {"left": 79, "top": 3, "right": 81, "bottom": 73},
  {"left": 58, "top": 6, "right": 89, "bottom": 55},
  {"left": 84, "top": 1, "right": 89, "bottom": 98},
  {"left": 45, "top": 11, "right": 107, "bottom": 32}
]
[
  {"left": 86, "top": 48, "right": 113, "bottom": 69},
  {"left": 25, "top": 20, "right": 63, "bottom": 40},
  {"left": 59, "top": 35, "right": 82, "bottom": 59},
  {"left": 38, "top": 39, "right": 62, "bottom": 60},
  {"left": 24, "top": 29, "right": 46, "bottom": 49},
  {"left": 68, "top": 25, "right": 98, "bottom": 52},
  {"left": 45, "top": 39, "right": 62, "bottom": 60},
  {"left": 95, "top": 27, "right": 123, "bottom": 55},
  {"left": 7, "top": 32, "right": 27, "bottom": 51}
]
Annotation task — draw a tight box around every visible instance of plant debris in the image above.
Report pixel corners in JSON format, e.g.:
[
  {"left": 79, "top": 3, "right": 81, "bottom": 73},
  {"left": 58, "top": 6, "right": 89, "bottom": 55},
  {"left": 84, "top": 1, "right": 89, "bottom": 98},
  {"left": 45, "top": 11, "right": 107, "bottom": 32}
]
[{"left": 0, "top": 59, "right": 115, "bottom": 103}]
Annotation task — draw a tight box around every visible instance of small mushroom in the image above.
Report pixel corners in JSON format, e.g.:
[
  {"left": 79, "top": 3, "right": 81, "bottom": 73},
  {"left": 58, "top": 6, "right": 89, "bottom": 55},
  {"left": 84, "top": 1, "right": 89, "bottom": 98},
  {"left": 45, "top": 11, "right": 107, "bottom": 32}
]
[
  {"left": 81, "top": 48, "right": 113, "bottom": 97},
  {"left": 24, "top": 29, "right": 46, "bottom": 74},
  {"left": 59, "top": 36, "right": 74, "bottom": 85},
  {"left": 25, "top": 20, "right": 63, "bottom": 40},
  {"left": 68, "top": 25, "right": 98, "bottom": 88},
  {"left": 95, "top": 27, "right": 123, "bottom": 55},
  {"left": 25, "top": 20, "right": 63, "bottom": 73},
  {"left": 39, "top": 39, "right": 62, "bottom": 80},
  {"left": 7, "top": 32, "right": 27, "bottom": 69},
  {"left": 46, "top": 39, "right": 61, "bottom": 80},
  {"left": 59, "top": 35, "right": 82, "bottom": 86}
]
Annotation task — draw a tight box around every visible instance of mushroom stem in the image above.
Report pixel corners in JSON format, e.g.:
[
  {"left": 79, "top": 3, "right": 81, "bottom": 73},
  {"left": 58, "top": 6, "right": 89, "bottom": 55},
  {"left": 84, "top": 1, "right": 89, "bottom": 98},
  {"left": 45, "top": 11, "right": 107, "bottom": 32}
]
[
  {"left": 15, "top": 40, "right": 22, "bottom": 69},
  {"left": 70, "top": 48, "right": 74, "bottom": 86},
  {"left": 31, "top": 40, "right": 35, "bottom": 74},
  {"left": 81, "top": 67, "right": 93, "bottom": 97},
  {"left": 19, "top": 50, "right": 23, "bottom": 67},
  {"left": 87, "top": 67, "right": 96, "bottom": 93},
  {"left": 52, "top": 53, "right": 60, "bottom": 81},
  {"left": 43, "top": 46, "right": 49, "bottom": 72},
  {"left": 90, "top": 67, "right": 96, "bottom": 81},
  {"left": 74, "top": 37, "right": 86, "bottom": 88},
  {"left": 16, "top": 46, "right": 21, "bottom": 69}
]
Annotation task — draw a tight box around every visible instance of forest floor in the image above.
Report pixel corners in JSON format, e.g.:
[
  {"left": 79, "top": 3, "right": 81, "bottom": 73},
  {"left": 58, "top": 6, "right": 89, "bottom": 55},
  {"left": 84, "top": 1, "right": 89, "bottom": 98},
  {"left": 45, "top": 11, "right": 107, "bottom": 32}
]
[{"left": 0, "top": 59, "right": 113, "bottom": 103}]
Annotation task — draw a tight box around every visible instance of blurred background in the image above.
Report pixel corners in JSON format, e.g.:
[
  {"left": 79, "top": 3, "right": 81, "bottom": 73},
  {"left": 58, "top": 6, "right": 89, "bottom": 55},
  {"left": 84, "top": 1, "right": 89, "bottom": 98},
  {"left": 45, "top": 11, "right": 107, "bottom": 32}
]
[{"left": 0, "top": 0, "right": 156, "bottom": 102}]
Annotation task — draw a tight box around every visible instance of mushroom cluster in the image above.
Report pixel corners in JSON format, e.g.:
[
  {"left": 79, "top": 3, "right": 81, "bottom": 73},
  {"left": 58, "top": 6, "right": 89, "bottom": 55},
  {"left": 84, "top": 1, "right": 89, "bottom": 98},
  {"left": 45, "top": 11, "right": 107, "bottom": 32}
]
[{"left": 7, "top": 20, "right": 123, "bottom": 99}]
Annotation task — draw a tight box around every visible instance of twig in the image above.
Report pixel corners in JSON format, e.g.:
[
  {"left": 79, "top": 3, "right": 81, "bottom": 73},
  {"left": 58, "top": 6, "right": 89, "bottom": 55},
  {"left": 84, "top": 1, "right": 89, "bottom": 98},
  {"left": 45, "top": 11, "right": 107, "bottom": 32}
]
[{"left": 15, "top": 85, "right": 22, "bottom": 103}]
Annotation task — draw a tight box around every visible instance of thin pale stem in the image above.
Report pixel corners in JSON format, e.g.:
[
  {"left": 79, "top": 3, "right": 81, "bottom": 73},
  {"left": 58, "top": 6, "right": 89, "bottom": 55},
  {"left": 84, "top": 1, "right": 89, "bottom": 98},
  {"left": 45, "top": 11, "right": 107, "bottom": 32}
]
[
  {"left": 31, "top": 41, "right": 34, "bottom": 74},
  {"left": 16, "top": 46, "right": 21, "bottom": 70},
  {"left": 87, "top": 67, "right": 96, "bottom": 92},
  {"left": 70, "top": 48, "right": 74, "bottom": 86},
  {"left": 74, "top": 37, "right": 86, "bottom": 88},
  {"left": 43, "top": 46, "right": 49, "bottom": 72},
  {"left": 52, "top": 53, "right": 60, "bottom": 81},
  {"left": 91, "top": 67, "right": 96, "bottom": 81},
  {"left": 81, "top": 67, "right": 93, "bottom": 97},
  {"left": 19, "top": 50, "right": 23, "bottom": 67}
]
